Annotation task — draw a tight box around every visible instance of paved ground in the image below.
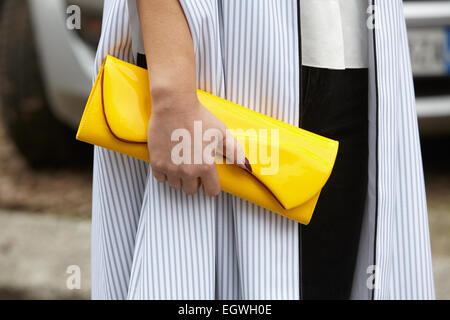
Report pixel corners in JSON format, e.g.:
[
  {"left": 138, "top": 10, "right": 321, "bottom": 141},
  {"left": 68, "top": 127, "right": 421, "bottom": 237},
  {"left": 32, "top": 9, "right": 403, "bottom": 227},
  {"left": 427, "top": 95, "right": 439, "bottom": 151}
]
[
  {"left": 0, "top": 211, "right": 90, "bottom": 299},
  {"left": 422, "top": 137, "right": 450, "bottom": 300}
]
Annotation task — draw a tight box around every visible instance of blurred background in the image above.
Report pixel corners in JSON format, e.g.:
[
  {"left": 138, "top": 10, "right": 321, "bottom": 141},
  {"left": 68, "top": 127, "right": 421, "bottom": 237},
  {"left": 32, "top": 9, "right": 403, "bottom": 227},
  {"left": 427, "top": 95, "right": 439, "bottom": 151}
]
[{"left": 0, "top": 0, "right": 448, "bottom": 299}]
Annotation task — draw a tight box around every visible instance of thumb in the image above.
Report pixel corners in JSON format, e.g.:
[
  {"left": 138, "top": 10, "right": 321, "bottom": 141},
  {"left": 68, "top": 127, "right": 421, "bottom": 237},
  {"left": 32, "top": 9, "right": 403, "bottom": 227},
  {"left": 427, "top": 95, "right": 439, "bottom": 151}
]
[{"left": 222, "top": 130, "right": 250, "bottom": 171}]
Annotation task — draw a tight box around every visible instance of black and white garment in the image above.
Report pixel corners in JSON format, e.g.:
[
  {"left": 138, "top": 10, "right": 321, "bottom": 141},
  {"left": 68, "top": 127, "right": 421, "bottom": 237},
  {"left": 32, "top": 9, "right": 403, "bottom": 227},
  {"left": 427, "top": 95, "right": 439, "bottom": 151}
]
[{"left": 90, "top": 0, "right": 435, "bottom": 300}]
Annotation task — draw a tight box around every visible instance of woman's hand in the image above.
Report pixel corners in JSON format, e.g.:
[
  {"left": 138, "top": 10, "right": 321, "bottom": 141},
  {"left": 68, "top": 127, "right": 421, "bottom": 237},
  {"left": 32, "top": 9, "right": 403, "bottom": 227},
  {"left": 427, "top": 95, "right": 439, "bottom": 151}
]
[
  {"left": 137, "top": 0, "right": 246, "bottom": 196},
  {"left": 148, "top": 91, "right": 246, "bottom": 196}
]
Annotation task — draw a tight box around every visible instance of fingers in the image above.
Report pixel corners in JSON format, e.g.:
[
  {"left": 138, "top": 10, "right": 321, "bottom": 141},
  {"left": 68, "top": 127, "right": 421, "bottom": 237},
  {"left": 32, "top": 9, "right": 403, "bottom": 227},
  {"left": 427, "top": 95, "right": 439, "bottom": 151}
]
[
  {"left": 152, "top": 170, "right": 167, "bottom": 182},
  {"left": 154, "top": 165, "right": 220, "bottom": 197},
  {"left": 167, "top": 174, "right": 182, "bottom": 190},
  {"left": 201, "top": 168, "right": 221, "bottom": 197},
  {"left": 181, "top": 177, "right": 201, "bottom": 195},
  {"left": 223, "top": 133, "right": 248, "bottom": 170},
  {"left": 233, "top": 137, "right": 248, "bottom": 169}
]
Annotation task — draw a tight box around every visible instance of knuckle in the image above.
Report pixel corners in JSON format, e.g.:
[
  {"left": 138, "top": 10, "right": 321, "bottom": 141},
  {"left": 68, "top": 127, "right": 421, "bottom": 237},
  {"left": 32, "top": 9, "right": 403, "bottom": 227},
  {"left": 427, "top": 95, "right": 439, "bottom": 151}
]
[
  {"left": 178, "top": 166, "right": 193, "bottom": 178},
  {"left": 167, "top": 164, "right": 181, "bottom": 176},
  {"left": 198, "top": 164, "right": 213, "bottom": 175},
  {"left": 151, "top": 161, "right": 166, "bottom": 172}
]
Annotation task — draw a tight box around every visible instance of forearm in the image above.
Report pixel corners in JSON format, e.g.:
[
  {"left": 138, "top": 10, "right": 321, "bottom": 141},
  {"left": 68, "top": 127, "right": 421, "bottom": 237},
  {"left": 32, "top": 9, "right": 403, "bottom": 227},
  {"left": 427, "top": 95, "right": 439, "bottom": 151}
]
[{"left": 136, "top": 0, "right": 197, "bottom": 108}]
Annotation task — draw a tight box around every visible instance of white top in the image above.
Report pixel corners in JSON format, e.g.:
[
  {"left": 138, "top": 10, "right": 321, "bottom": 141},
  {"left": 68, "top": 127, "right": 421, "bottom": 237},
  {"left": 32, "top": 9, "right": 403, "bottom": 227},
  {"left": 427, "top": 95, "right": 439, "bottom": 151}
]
[
  {"left": 129, "top": 0, "right": 369, "bottom": 70},
  {"left": 300, "top": 0, "right": 369, "bottom": 69}
]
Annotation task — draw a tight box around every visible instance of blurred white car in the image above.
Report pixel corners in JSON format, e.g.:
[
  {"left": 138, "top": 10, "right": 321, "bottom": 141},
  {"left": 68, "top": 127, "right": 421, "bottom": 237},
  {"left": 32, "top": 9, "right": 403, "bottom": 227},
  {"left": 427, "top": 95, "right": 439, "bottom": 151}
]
[
  {"left": 405, "top": 0, "right": 450, "bottom": 135},
  {"left": 0, "top": 0, "right": 103, "bottom": 167},
  {"left": 0, "top": 0, "right": 448, "bottom": 167}
]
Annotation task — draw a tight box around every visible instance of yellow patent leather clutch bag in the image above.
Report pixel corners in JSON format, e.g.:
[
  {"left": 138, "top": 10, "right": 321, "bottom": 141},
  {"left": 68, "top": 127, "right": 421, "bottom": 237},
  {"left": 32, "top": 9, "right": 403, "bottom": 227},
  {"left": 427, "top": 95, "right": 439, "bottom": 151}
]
[{"left": 76, "top": 55, "right": 339, "bottom": 225}]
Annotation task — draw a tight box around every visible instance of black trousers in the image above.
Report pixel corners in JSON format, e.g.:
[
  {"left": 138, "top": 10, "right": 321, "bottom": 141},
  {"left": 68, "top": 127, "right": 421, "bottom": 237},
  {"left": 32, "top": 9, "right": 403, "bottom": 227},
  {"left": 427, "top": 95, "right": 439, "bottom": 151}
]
[{"left": 300, "top": 66, "right": 369, "bottom": 300}]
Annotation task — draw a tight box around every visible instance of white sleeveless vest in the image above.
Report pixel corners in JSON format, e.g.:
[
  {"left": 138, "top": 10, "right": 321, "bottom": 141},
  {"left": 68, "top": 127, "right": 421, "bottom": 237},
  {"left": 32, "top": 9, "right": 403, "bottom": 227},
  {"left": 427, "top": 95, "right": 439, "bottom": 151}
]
[
  {"left": 300, "top": 0, "right": 369, "bottom": 69},
  {"left": 129, "top": 0, "right": 369, "bottom": 70}
]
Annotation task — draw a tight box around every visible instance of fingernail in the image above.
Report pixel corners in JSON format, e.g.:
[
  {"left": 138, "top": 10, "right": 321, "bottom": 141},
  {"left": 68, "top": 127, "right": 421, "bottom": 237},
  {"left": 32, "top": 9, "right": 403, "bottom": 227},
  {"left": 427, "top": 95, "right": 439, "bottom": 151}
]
[{"left": 245, "top": 158, "right": 252, "bottom": 172}]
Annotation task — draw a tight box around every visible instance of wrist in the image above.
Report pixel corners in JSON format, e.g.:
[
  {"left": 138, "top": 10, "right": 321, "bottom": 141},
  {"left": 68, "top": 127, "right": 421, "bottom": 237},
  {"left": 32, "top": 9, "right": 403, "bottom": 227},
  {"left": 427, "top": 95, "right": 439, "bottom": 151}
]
[{"left": 150, "top": 85, "right": 199, "bottom": 115}]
